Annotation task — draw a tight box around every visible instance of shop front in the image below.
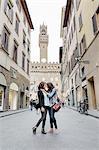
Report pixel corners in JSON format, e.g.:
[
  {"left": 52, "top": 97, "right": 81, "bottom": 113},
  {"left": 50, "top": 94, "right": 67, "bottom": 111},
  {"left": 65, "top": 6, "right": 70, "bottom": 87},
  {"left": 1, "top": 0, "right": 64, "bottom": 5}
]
[
  {"left": 0, "top": 73, "right": 7, "bottom": 111},
  {"left": 25, "top": 87, "right": 30, "bottom": 108},
  {"left": 9, "top": 83, "right": 18, "bottom": 110},
  {"left": 76, "top": 86, "right": 82, "bottom": 103}
]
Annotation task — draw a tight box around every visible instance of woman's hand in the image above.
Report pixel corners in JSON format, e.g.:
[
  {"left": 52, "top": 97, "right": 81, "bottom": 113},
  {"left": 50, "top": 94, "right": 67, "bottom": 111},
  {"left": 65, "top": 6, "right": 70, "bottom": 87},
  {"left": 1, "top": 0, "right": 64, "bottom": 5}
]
[{"left": 41, "top": 107, "right": 45, "bottom": 112}]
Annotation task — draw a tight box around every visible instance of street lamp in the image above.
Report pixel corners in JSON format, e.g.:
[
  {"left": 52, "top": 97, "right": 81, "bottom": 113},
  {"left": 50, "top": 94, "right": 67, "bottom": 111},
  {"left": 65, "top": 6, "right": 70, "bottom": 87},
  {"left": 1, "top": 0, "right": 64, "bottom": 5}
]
[
  {"left": 96, "top": 63, "right": 99, "bottom": 68},
  {"left": 75, "top": 56, "right": 90, "bottom": 64}
]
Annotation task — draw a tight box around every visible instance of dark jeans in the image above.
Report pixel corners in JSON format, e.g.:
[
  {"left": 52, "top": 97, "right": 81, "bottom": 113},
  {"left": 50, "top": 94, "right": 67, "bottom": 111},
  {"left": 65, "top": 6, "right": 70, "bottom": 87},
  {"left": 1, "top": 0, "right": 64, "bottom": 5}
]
[
  {"left": 36, "top": 107, "right": 47, "bottom": 129},
  {"left": 48, "top": 107, "right": 58, "bottom": 129}
]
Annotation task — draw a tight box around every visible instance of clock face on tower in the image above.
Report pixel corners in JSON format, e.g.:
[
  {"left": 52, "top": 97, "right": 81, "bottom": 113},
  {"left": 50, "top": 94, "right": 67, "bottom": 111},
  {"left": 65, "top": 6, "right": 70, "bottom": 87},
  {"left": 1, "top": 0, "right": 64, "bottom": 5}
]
[{"left": 41, "top": 58, "right": 47, "bottom": 63}]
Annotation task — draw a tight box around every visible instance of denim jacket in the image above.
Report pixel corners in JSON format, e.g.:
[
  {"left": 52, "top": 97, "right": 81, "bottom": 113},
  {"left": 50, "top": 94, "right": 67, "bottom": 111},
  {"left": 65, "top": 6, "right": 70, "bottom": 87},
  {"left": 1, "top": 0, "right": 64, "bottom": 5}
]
[{"left": 47, "top": 88, "right": 58, "bottom": 107}]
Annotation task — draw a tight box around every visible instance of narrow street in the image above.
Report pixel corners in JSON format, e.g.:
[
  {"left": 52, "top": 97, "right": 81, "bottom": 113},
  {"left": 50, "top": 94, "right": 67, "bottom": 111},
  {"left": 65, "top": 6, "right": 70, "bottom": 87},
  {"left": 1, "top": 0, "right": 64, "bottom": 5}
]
[
  {"left": 0, "top": 108, "right": 99, "bottom": 150},
  {"left": 0, "top": 0, "right": 99, "bottom": 150}
]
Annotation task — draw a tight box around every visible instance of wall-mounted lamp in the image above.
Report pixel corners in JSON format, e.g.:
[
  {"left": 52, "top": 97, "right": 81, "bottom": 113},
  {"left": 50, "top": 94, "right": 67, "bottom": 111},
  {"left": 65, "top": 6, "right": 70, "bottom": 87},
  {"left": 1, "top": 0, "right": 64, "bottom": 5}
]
[
  {"left": 75, "top": 57, "right": 90, "bottom": 64},
  {"left": 96, "top": 63, "right": 99, "bottom": 68}
]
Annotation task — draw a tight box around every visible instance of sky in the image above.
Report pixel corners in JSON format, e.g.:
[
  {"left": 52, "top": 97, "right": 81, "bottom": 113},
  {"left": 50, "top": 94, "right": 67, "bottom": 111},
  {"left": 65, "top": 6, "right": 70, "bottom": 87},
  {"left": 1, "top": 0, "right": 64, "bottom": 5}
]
[{"left": 26, "top": 0, "right": 66, "bottom": 63}]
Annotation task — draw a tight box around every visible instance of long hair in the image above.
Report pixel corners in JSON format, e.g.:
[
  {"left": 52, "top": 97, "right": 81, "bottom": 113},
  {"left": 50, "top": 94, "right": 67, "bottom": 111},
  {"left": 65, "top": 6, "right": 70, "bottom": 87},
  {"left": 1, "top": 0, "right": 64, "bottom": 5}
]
[
  {"left": 38, "top": 82, "right": 45, "bottom": 90},
  {"left": 47, "top": 82, "right": 54, "bottom": 92}
]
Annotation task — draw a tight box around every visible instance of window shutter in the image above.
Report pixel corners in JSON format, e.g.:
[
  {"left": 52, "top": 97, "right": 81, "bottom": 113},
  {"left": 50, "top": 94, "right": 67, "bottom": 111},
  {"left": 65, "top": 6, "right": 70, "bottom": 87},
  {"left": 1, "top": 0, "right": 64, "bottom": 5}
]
[
  {"left": 83, "top": 35, "right": 86, "bottom": 50},
  {"left": 1, "top": 28, "right": 5, "bottom": 46},
  {"left": 79, "top": 43, "right": 82, "bottom": 56},
  {"left": 4, "top": 0, "right": 7, "bottom": 13},
  {"left": 79, "top": 13, "right": 83, "bottom": 30},
  {"left": 5, "top": 34, "right": 8, "bottom": 50},
  {"left": 92, "top": 14, "right": 98, "bottom": 34},
  {"left": 11, "top": 9, "right": 13, "bottom": 23}
]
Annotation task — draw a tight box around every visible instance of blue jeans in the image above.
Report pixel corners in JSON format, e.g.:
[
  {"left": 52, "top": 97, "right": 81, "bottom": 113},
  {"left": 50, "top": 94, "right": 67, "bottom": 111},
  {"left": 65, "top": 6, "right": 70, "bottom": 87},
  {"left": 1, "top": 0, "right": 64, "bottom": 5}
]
[
  {"left": 48, "top": 107, "right": 57, "bottom": 129},
  {"left": 36, "top": 108, "right": 47, "bottom": 129}
]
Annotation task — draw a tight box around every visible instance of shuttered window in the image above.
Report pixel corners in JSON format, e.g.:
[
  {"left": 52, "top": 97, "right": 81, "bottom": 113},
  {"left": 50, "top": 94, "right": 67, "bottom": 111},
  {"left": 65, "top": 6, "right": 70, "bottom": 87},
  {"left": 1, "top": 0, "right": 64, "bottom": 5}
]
[
  {"left": 16, "top": 0, "right": 21, "bottom": 12},
  {"left": 27, "top": 59, "right": 29, "bottom": 75},
  {"left": 4, "top": 0, "right": 13, "bottom": 23},
  {"left": 79, "top": 34, "right": 86, "bottom": 56},
  {"left": 79, "top": 13, "right": 83, "bottom": 31},
  {"left": 92, "top": 7, "right": 99, "bottom": 34},
  {"left": 22, "top": 52, "right": 25, "bottom": 70},
  {"left": 23, "top": 30, "right": 26, "bottom": 47},
  {"left": 92, "top": 14, "right": 98, "bottom": 34},
  {"left": 27, "top": 39, "right": 30, "bottom": 54},
  {"left": 15, "top": 14, "right": 20, "bottom": 35},
  {"left": 13, "top": 40, "right": 18, "bottom": 63},
  {"left": 76, "top": 0, "right": 81, "bottom": 10},
  {"left": 2, "top": 26, "right": 10, "bottom": 52}
]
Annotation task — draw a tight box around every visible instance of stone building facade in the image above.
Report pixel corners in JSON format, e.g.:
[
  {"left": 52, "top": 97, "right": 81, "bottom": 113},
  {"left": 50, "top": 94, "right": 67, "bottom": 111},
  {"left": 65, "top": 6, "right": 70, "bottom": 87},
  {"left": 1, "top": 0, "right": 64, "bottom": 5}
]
[
  {"left": 60, "top": 0, "right": 99, "bottom": 110},
  {"left": 60, "top": 2, "right": 79, "bottom": 106},
  {"left": 30, "top": 23, "right": 61, "bottom": 100},
  {"left": 75, "top": 0, "right": 99, "bottom": 110},
  {"left": 0, "top": 0, "right": 34, "bottom": 111}
]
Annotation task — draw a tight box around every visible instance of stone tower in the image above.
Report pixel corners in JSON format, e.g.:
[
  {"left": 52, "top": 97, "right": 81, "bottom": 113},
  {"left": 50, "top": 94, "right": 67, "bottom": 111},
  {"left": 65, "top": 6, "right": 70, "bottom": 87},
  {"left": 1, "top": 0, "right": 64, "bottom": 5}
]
[{"left": 39, "top": 23, "right": 48, "bottom": 63}]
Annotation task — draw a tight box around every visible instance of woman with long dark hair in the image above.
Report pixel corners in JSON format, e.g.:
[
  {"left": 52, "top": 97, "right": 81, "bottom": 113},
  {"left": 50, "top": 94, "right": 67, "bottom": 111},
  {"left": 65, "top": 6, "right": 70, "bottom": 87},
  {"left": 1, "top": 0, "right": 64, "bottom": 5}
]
[{"left": 32, "top": 82, "right": 49, "bottom": 134}]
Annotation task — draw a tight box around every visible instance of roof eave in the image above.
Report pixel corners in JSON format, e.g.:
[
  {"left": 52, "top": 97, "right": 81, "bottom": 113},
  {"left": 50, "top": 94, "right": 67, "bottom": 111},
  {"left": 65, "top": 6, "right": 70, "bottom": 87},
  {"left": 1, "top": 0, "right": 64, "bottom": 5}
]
[
  {"left": 20, "top": 0, "right": 34, "bottom": 29},
  {"left": 63, "top": 0, "right": 71, "bottom": 28}
]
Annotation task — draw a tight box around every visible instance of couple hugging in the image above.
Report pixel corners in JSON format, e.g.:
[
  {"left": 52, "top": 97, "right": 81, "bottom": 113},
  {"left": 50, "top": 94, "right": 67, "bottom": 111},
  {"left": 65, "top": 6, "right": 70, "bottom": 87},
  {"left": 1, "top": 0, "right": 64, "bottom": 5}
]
[{"left": 32, "top": 82, "right": 61, "bottom": 135}]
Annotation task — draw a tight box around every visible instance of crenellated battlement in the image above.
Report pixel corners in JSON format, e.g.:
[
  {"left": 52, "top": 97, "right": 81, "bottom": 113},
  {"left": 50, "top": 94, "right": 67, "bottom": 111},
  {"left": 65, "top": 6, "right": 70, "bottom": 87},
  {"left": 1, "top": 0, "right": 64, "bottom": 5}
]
[{"left": 30, "top": 62, "right": 61, "bottom": 73}]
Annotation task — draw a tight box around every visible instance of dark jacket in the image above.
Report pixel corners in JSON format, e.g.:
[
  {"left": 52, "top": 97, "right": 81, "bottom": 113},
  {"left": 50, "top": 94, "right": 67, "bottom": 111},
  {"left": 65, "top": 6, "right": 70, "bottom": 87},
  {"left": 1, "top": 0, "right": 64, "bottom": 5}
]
[{"left": 38, "top": 90, "right": 44, "bottom": 108}]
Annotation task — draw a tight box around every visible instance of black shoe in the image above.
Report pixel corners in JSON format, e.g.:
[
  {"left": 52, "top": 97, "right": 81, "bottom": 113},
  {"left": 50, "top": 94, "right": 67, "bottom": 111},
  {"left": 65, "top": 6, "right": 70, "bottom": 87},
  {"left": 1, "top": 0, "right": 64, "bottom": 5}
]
[
  {"left": 32, "top": 127, "right": 36, "bottom": 134},
  {"left": 41, "top": 130, "right": 47, "bottom": 134}
]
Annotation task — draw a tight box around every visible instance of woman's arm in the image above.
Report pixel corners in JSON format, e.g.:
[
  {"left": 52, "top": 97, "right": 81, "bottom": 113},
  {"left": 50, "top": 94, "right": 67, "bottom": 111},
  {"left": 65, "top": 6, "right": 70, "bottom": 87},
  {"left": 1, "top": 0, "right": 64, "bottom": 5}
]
[
  {"left": 47, "top": 88, "right": 56, "bottom": 98},
  {"left": 41, "top": 88, "right": 56, "bottom": 99}
]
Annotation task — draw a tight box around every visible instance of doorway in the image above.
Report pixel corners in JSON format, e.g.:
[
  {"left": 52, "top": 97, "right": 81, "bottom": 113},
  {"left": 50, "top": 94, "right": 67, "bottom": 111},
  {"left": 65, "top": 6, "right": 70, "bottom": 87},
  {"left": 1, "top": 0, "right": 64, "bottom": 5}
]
[
  {"left": 9, "top": 90, "right": 18, "bottom": 110},
  {"left": 20, "top": 92, "right": 24, "bottom": 108},
  {"left": 9, "top": 83, "right": 18, "bottom": 110},
  {"left": 71, "top": 89, "right": 75, "bottom": 106},
  {"left": 82, "top": 86, "right": 89, "bottom": 109},
  {"left": 0, "top": 86, "right": 4, "bottom": 111},
  {"left": 88, "top": 77, "right": 97, "bottom": 109}
]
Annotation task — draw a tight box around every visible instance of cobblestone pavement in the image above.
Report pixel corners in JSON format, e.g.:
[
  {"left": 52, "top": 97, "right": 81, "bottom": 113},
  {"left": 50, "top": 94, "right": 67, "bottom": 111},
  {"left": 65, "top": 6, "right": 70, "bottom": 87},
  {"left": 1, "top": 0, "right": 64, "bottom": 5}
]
[{"left": 0, "top": 108, "right": 99, "bottom": 150}]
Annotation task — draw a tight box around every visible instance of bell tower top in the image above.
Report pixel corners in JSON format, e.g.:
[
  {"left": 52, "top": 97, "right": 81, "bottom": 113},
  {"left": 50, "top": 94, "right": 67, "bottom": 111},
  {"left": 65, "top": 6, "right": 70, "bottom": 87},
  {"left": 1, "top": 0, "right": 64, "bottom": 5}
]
[
  {"left": 40, "top": 23, "right": 47, "bottom": 35},
  {"left": 39, "top": 23, "right": 49, "bottom": 63}
]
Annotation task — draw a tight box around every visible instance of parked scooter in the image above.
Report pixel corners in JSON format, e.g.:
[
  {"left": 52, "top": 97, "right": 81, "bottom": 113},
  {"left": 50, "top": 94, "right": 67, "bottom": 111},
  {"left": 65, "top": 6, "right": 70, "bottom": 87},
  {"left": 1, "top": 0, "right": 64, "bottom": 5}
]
[{"left": 77, "top": 99, "right": 88, "bottom": 115}]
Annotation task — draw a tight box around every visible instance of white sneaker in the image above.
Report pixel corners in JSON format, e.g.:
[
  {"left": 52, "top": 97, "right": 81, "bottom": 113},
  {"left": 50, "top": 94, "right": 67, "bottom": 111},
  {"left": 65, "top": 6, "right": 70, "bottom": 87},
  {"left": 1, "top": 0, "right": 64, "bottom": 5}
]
[
  {"left": 48, "top": 128, "right": 53, "bottom": 133},
  {"left": 54, "top": 129, "right": 59, "bottom": 134}
]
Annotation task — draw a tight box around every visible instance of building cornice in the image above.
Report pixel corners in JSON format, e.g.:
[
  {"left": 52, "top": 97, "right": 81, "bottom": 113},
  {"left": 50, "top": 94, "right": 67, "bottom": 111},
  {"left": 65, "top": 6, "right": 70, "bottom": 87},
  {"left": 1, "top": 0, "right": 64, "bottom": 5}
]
[
  {"left": 63, "top": 0, "right": 71, "bottom": 27},
  {"left": 20, "top": 0, "right": 34, "bottom": 29}
]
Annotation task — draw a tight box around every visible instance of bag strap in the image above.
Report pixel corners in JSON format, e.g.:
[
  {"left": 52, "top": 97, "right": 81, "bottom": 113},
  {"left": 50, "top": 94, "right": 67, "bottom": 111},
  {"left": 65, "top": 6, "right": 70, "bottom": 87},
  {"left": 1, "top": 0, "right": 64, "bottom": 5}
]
[{"left": 49, "top": 91, "right": 56, "bottom": 100}]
